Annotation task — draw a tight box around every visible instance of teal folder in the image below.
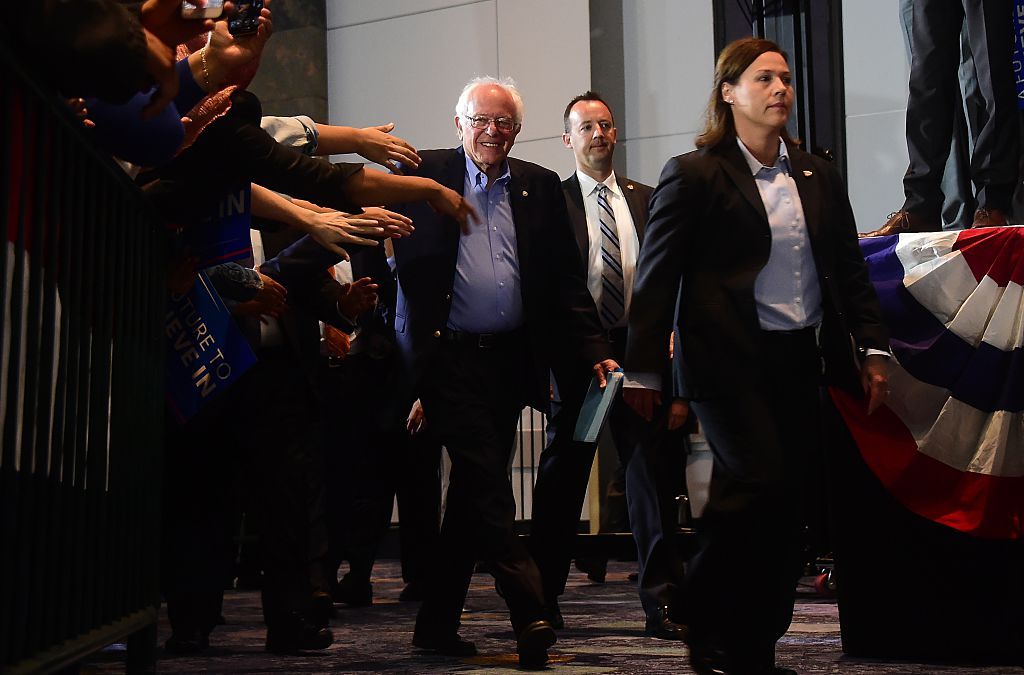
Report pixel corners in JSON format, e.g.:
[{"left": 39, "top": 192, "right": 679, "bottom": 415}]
[{"left": 573, "top": 369, "right": 624, "bottom": 443}]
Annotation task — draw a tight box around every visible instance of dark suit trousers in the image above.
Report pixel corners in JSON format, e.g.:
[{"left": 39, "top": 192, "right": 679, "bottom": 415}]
[
  {"left": 684, "top": 328, "right": 821, "bottom": 673},
  {"left": 322, "top": 352, "right": 442, "bottom": 583},
  {"left": 903, "top": 0, "right": 1017, "bottom": 217},
  {"left": 532, "top": 354, "right": 687, "bottom": 619},
  {"left": 414, "top": 338, "right": 545, "bottom": 637}
]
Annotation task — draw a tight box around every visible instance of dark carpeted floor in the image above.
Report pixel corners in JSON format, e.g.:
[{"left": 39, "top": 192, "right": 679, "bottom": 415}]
[{"left": 82, "top": 560, "right": 1021, "bottom": 674}]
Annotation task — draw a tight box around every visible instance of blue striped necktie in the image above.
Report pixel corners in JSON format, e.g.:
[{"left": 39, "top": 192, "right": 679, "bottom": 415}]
[{"left": 598, "top": 184, "right": 625, "bottom": 328}]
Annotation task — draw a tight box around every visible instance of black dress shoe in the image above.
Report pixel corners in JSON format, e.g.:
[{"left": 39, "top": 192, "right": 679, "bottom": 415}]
[
  {"left": 543, "top": 600, "right": 564, "bottom": 629},
  {"left": 411, "top": 633, "right": 478, "bottom": 656},
  {"left": 165, "top": 630, "right": 209, "bottom": 654},
  {"left": 645, "top": 606, "right": 688, "bottom": 641},
  {"left": 771, "top": 668, "right": 798, "bottom": 675},
  {"left": 331, "top": 574, "right": 372, "bottom": 606},
  {"left": 574, "top": 557, "right": 607, "bottom": 583},
  {"left": 265, "top": 612, "right": 333, "bottom": 653},
  {"left": 398, "top": 582, "right": 425, "bottom": 602},
  {"left": 972, "top": 206, "right": 1009, "bottom": 229},
  {"left": 516, "top": 620, "right": 557, "bottom": 669},
  {"left": 688, "top": 643, "right": 732, "bottom": 675}
]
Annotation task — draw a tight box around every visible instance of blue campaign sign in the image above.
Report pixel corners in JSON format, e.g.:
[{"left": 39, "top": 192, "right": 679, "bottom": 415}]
[
  {"left": 165, "top": 271, "right": 257, "bottom": 424},
  {"left": 182, "top": 183, "right": 253, "bottom": 267}
]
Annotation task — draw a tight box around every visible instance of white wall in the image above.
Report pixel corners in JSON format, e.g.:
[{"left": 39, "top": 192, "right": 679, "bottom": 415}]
[
  {"left": 842, "top": 0, "right": 911, "bottom": 232},
  {"left": 325, "top": 0, "right": 589, "bottom": 176},
  {"left": 621, "top": 0, "right": 714, "bottom": 187}
]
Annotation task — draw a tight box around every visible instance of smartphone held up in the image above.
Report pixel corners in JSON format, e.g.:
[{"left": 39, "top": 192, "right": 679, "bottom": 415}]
[
  {"left": 181, "top": 0, "right": 224, "bottom": 19},
  {"left": 229, "top": 0, "right": 264, "bottom": 35}
]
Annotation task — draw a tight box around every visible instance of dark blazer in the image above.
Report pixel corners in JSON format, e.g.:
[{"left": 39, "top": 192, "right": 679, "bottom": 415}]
[
  {"left": 625, "top": 138, "right": 888, "bottom": 399},
  {"left": 391, "top": 147, "right": 612, "bottom": 409}
]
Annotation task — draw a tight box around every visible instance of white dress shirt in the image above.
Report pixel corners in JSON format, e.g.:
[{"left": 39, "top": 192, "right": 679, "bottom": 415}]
[
  {"left": 736, "top": 137, "right": 824, "bottom": 331},
  {"left": 577, "top": 170, "right": 641, "bottom": 328}
]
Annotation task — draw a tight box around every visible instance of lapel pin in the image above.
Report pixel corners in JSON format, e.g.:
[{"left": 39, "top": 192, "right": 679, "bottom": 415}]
[
  {"left": 626, "top": 183, "right": 634, "bottom": 190},
  {"left": 802, "top": 170, "right": 813, "bottom": 177},
  {"left": 522, "top": 190, "right": 529, "bottom": 197}
]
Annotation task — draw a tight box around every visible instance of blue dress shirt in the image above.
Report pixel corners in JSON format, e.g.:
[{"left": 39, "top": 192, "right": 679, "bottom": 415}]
[
  {"left": 446, "top": 154, "right": 524, "bottom": 333},
  {"left": 737, "top": 138, "right": 823, "bottom": 331}
]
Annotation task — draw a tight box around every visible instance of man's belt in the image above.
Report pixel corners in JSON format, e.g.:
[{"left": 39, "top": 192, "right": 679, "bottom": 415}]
[{"left": 441, "top": 327, "right": 523, "bottom": 349}]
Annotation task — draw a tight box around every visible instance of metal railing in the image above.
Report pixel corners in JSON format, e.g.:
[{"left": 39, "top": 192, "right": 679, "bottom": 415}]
[{"left": 0, "top": 43, "right": 165, "bottom": 674}]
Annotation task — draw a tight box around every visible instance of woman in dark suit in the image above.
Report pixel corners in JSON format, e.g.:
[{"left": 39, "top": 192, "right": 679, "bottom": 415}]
[{"left": 624, "top": 38, "right": 890, "bottom": 675}]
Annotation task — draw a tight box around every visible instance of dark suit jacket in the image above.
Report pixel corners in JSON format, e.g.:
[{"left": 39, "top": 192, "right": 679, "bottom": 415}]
[
  {"left": 561, "top": 171, "right": 652, "bottom": 268},
  {"left": 625, "top": 138, "right": 888, "bottom": 400},
  {"left": 391, "top": 147, "right": 612, "bottom": 410}
]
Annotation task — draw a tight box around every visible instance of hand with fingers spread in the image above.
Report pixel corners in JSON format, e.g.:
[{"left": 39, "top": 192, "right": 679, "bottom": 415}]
[
  {"left": 359, "top": 206, "right": 414, "bottom": 238},
  {"left": 305, "top": 211, "right": 386, "bottom": 260},
  {"left": 336, "top": 277, "right": 379, "bottom": 318},
  {"left": 356, "top": 123, "right": 421, "bottom": 173}
]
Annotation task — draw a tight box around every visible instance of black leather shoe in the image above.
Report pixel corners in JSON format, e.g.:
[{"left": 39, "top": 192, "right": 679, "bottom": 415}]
[
  {"left": 688, "top": 642, "right": 732, "bottom": 675},
  {"left": 516, "top": 620, "right": 557, "bottom": 670},
  {"left": 543, "top": 600, "right": 564, "bottom": 629},
  {"left": 165, "top": 630, "right": 209, "bottom": 654},
  {"left": 972, "top": 207, "right": 1009, "bottom": 229},
  {"left": 309, "top": 590, "right": 336, "bottom": 628},
  {"left": 771, "top": 668, "right": 798, "bottom": 675},
  {"left": 859, "top": 210, "right": 940, "bottom": 238},
  {"left": 398, "top": 582, "right": 425, "bottom": 602},
  {"left": 265, "top": 612, "right": 333, "bottom": 653},
  {"left": 645, "top": 606, "right": 688, "bottom": 641},
  {"left": 331, "top": 574, "right": 372, "bottom": 606},
  {"left": 411, "top": 633, "right": 478, "bottom": 656},
  {"left": 574, "top": 557, "right": 607, "bottom": 583}
]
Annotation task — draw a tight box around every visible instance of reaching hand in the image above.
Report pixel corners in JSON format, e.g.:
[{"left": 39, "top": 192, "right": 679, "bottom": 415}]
[
  {"left": 336, "top": 277, "right": 379, "bottom": 318},
  {"left": 307, "top": 211, "right": 385, "bottom": 259},
  {"left": 204, "top": 5, "right": 273, "bottom": 89},
  {"left": 67, "top": 98, "right": 95, "bottom": 128},
  {"left": 359, "top": 206, "right": 414, "bottom": 238},
  {"left": 429, "top": 185, "right": 478, "bottom": 233},
  {"left": 233, "top": 272, "right": 287, "bottom": 319},
  {"left": 357, "top": 123, "right": 421, "bottom": 174}
]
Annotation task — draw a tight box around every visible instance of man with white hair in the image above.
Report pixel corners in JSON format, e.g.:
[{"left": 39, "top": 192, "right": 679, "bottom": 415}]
[{"left": 389, "top": 76, "right": 618, "bottom": 668}]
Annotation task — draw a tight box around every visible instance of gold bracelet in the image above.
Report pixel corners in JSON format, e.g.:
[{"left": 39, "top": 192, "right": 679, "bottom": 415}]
[{"left": 200, "top": 46, "right": 211, "bottom": 91}]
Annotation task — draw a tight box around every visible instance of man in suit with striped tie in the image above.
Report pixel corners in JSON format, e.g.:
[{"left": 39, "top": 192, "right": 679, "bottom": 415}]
[{"left": 529, "top": 92, "right": 690, "bottom": 640}]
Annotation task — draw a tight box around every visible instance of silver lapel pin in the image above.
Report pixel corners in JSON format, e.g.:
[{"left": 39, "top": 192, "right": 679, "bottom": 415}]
[
  {"left": 522, "top": 190, "right": 529, "bottom": 197},
  {"left": 802, "top": 170, "right": 813, "bottom": 177}
]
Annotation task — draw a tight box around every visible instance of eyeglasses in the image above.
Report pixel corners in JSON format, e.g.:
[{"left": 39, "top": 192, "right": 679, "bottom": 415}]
[{"left": 463, "top": 115, "right": 518, "bottom": 132}]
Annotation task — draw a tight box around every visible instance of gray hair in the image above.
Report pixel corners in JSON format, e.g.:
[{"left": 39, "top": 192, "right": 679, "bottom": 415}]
[{"left": 454, "top": 76, "right": 525, "bottom": 125}]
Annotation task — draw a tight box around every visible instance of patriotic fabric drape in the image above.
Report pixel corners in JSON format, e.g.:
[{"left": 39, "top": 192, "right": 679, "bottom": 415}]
[{"left": 830, "top": 228, "right": 1024, "bottom": 540}]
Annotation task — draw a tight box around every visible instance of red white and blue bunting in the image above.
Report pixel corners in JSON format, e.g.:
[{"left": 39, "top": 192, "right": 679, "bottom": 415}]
[{"left": 831, "top": 228, "right": 1024, "bottom": 540}]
